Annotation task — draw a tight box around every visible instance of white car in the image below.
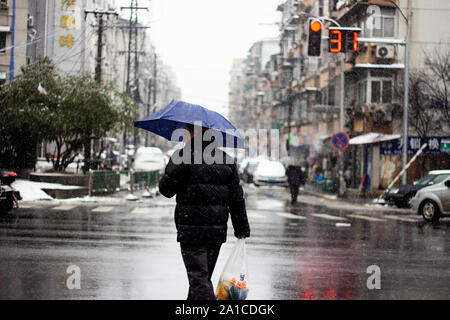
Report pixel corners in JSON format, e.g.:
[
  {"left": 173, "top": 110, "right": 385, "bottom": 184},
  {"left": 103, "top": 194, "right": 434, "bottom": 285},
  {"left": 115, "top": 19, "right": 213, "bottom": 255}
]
[
  {"left": 133, "top": 147, "right": 166, "bottom": 173},
  {"left": 412, "top": 174, "right": 450, "bottom": 222},
  {"left": 252, "top": 159, "right": 287, "bottom": 187}
]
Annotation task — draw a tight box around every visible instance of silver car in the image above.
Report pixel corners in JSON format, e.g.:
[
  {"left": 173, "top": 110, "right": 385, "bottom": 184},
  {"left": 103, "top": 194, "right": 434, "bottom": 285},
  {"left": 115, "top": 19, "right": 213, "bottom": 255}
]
[{"left": 412, "top": 176, "right": 450, "bottom": 222}]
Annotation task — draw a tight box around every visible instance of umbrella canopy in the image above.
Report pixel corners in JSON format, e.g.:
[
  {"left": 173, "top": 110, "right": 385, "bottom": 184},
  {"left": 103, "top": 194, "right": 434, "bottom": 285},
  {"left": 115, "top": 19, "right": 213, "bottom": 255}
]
[{"left": 134, "top": 100, "right": 244, "bottom": 148}]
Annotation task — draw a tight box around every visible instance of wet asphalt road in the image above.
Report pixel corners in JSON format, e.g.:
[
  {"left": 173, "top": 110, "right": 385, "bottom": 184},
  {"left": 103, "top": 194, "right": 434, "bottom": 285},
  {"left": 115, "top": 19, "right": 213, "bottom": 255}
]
[{"left": 0, "top": 184, "right": 449, "bottom": 300}]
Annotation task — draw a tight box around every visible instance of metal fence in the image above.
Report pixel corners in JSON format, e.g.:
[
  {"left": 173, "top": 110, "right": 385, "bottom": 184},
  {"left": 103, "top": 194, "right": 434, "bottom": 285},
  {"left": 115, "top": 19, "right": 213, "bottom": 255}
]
[{"left": 88, "top": 170, "right": 159, "bottom": 196}]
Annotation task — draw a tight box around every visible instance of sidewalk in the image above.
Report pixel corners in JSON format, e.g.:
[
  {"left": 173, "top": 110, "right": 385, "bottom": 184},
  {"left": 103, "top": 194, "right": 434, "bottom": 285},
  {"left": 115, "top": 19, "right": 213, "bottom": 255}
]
[
  {"left": 300, "top": 186, "right": 412, "bottom": 215},
  {"left": 251, "top": 183, "right": 413, "bottom": 215}
]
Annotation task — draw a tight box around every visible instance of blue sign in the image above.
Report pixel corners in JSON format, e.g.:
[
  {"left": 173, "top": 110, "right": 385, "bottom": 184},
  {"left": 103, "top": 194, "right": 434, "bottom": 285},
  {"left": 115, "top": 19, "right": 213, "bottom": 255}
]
[
  {"left": 380, "top": 136, "right": 450, "bottom": 156},
  {"left": 332, "top": 132, "right": 349, "bottom": 150}
]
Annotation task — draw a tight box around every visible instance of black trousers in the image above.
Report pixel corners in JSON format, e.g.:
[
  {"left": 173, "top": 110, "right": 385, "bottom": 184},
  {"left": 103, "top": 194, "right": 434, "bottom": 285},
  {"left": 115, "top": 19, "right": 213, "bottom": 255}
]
[
  {"left": 180, "top": 243, "right": 222, "bottom": 300},
  {"left": 289, "top": 183, "right": 300, "bottom": 204}
]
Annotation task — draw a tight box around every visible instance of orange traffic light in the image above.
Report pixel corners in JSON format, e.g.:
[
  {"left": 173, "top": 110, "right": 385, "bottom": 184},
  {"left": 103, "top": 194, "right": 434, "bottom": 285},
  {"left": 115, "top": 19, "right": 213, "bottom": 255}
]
[
  {"left": 310, "top": 20, "right": 322, "bottom": 32},
  {"left": 308, "top": 19, "right": 323, "bottom": 57}
]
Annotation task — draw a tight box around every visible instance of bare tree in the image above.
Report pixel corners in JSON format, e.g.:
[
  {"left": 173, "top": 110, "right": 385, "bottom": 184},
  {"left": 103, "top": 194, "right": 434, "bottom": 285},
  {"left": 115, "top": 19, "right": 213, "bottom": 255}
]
[
  {"left": 422, "top": 46, "right": 450, "bottom": 135},
  {"left": 407, "top": 70, "right": 443, "bottom": 139}
]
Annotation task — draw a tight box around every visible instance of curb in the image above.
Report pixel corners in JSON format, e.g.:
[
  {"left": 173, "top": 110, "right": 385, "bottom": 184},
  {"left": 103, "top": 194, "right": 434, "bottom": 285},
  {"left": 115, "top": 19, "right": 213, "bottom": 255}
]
[{"left": 302, "top": 190, "right": 337, "bottom": 201}]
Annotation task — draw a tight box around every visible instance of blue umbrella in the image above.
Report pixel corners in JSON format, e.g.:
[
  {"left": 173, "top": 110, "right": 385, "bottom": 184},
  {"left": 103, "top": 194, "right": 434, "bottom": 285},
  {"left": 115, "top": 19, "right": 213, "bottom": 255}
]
[{"left": 134, "top": 100, "right": 244, "bottom": 148}]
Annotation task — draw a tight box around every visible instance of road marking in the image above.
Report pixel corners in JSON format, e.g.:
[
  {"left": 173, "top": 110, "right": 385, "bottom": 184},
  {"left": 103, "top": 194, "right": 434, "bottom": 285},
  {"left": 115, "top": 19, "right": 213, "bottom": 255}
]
[
  {"left": 383, "top": 215, "right": 419, "bottom": 223},
  {"left": 247, "top": 212, "right": 267, "bottom": 219},
  {"left": 336, "top": 222, "right": 351, "bottom": 227},
  {"left": 347, "top": 214, "right": 386, "bottom": 222},
  {"left": 312, "top": 213, "right": 348, "bottom": 221},
  {"left": 17, "top": 204, "right": 35, "bottom": 209},
  {"left": 92, "top": 206, "right": 114, "bottom": 213},
  {"left": 52, "top": 205, "right": 77, "bottom": 211},
  {"left": 131, "top": 207, "right": 150, "bottom": 214},
  {"left": 276, "top": 212, "right": 307, "bottom": 220}
]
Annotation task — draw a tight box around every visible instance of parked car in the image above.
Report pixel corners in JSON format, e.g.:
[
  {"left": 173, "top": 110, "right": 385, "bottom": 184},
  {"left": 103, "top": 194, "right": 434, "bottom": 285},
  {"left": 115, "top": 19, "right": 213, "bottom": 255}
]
[
  {"left": 412, "top": 175, "right": 450, "bottom": 222},
  {"left": 133, "top": 147, "right": 166, "bottom": 174},
  {"left": 240, "top": 157, "right": 261, "bottom": 183},
  {"left": 252, "top": 159, "right": 287, "bottom": 187},
  {"left": 383, "top": 170, "right": 450, "bottom": 208}
]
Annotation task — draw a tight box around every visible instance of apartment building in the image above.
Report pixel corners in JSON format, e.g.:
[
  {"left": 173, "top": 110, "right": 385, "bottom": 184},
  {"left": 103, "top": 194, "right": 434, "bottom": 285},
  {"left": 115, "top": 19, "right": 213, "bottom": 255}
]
[
  {"left": 275, "top": 0, "right": 450, "bottom": 191},
  {"left": 229, "top": 0, "right": 450, "bottom": 193},
  {"left": 0, "top": 0, "right": 28, "bottom": 85},
  {"left": 228, "top": 38, "right": 279, "bottom": 131}
]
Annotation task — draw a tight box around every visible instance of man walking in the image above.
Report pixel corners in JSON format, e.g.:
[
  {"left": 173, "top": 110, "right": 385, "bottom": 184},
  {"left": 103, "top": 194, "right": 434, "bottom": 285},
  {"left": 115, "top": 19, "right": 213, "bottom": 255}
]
[
  {"left": 159, "top": 124, "right": 250, "bottom": 300},
  {"left": 286, "top": 157, "right": 303, "bottom": 205}
]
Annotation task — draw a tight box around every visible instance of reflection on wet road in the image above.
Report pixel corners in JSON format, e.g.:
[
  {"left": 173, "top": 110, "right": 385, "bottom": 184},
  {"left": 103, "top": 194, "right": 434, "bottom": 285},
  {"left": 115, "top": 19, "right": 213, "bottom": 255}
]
[{"left": 1, "top": 185, "right": 449, "bottom": 299}]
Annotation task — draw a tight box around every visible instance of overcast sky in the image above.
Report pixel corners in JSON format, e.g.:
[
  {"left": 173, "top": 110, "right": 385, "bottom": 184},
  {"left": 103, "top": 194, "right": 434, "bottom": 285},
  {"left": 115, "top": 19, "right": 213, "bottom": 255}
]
[{"left": 119, "top": 0, "right": 281, "bottom": 117}]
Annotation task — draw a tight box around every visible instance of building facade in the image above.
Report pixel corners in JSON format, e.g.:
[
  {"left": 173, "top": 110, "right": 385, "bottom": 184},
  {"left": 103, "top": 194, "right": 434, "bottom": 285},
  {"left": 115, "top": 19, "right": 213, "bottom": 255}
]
[
  {"left": 229, "top": 0, "right": 450, "bottom": 193},
  {"left": 0, "top": 0, "right": 28, "bottom": 85}
]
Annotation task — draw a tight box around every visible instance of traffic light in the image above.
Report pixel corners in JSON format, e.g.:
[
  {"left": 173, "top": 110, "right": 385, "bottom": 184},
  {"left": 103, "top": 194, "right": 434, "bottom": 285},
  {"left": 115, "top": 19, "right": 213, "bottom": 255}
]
[
  {"left": 307, "top": 18, "right": 323, "bottom": 57},
  {"left": 328, "top": 27, "right": 361, "bottom": 53}
]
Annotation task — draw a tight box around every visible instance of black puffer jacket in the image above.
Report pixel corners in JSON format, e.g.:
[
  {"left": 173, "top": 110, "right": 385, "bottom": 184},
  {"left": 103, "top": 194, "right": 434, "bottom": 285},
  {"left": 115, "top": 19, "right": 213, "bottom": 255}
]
[
  {"left": 159, "top": 141, "right": 250, "bottom": 245},
  {"left": 287, "top": 165, "right": 304, "bottom": 186}
]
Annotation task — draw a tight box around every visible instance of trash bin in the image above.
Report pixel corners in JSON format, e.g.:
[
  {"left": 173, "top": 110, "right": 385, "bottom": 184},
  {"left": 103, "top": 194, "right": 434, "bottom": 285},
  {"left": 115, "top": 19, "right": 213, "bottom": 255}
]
[
  {"left": 326, "top": 179, "right": 335, "bottom": 193},
  {"left": 322, "top": 179, "right": 335, "bottom": 193}
]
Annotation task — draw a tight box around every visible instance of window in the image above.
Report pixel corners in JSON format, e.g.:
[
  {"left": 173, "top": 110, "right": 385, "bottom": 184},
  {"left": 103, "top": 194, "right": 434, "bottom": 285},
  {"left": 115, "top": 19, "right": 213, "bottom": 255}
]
[
  {"left": 382, "top": 80, "right": 392, "bottom": 103},
  {"left": 318, "top": 0, "right": 325, "bottom": 17},
  {"left": 0, "top": 32, "right": 6, "bottom": 53},
  {"left": 371, "top": 81, "right": 381, "bottom": 103},
  {"left": 328, "top": 86, "right": 335, "bottom": 106},
  {"left": 371, "top": 80, "right": 392, "bottom": 103},
  {"left": 358, "top": 81, "right": 367, "bottom": 104},
  {"left": 372, "top": 7, "right": 395, "bottom": 38}
]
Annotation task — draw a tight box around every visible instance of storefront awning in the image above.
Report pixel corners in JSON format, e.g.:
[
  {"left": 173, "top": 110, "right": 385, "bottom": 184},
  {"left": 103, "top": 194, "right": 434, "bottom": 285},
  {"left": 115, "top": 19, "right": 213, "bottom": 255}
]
[{"left": 349, "top": 133, "right": 400, "bottom": 145}]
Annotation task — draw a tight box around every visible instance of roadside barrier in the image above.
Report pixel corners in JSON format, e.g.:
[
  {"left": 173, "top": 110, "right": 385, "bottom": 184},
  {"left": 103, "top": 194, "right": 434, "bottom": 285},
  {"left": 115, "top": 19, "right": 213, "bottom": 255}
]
[{"left": 88, "top": 170, "right": 159, "bottom": 196}]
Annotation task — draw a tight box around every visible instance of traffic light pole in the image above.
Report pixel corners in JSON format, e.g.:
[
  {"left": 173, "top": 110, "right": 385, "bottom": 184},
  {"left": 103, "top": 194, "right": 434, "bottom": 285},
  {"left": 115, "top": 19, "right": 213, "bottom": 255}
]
[
  {"left": 311, "top": 16, "right": 347, "bottom": 196},
  {"left": 402, "top": 35, "right": 409, "bottom": 185},
  {"left": 339, "top": 53, "right": 346, "bottom": 196}
]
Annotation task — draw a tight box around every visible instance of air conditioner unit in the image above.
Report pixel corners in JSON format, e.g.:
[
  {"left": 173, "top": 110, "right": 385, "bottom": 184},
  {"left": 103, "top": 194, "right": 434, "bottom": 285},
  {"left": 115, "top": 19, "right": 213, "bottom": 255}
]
[{"left": 376, "top": 45, "right": 395, "bottom": 59}]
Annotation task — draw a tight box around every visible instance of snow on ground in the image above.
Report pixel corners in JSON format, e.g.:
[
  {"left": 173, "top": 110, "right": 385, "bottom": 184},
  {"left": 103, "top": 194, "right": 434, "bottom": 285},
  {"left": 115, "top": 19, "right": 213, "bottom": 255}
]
[{"left": 12, "top": 179, "right": 83, "bottom": 201}]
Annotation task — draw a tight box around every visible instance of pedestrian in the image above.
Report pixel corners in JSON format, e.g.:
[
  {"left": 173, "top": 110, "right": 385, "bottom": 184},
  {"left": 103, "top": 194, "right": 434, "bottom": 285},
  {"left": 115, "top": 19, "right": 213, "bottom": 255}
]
[
  {"left": 299, "top": 166, "right": 307, "bottom": 189},
  {"left": 158, "top": 124, "right": 250, "bottom": 300},
  {"left": 286, "top": 155, "right": 303, "bottom": 205}
]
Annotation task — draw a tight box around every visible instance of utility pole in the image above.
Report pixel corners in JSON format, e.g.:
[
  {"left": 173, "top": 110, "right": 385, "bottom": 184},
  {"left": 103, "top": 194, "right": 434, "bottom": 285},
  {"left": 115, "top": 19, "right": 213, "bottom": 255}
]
[
  {"left": 84, "top": 9, "right": 118, "bottom": 171},
  {"left": 145, "top": 77, "right": 151, "bottom": 147},
  {"left": 121, "top": 0, "right": 148, "bottom": 164},
  {"left": 148, "top": 52, "right": 157, "bottom": 146},
  {"left": 85, "top": 9, "right": 118, "bottom": 83}
]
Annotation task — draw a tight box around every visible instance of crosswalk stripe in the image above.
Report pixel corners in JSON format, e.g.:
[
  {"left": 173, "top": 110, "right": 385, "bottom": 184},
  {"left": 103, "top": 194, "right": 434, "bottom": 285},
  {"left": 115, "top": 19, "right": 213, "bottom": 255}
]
[
  {"left": 312, "top": 213, "right": 348, "bottom": 221},
  {"left": 18, "top": 204, "right": 35, "bottom": 209},
  {"left": 92, "top": 206, "right": 114, "bottom": 213},
  {"left": 131, "top": 207, "right": 150, "bottom": 214},
  {"left": 247, "top": 212, "right": 267, "bottom": 219},
  {"left": 384, "top": 215, "right": 419, "bottom": 223},
  {"left": 52, "top": 205, "right": 77, "bottom": 211},
  {"left": 347, "top": 214, "right": 386, "bottom": 222},
  {"left": 276, "top": 212, "right": 307, "bottom": 220}
]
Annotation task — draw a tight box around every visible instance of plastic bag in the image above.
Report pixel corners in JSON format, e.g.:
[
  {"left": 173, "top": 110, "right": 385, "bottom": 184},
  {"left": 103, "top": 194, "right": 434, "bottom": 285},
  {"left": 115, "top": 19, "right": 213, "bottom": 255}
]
[{"left": 216, "top": 239, "right": 249, "bottom": 300}]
